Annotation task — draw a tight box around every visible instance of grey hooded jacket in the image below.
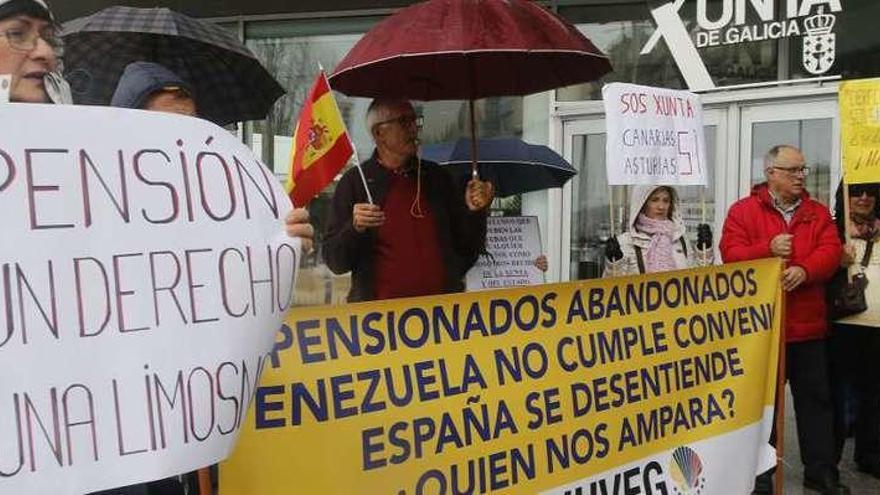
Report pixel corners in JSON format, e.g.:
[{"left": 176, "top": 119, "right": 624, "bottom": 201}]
[{"left": 109, "top": 61, "right": 193, "bottom": 110}]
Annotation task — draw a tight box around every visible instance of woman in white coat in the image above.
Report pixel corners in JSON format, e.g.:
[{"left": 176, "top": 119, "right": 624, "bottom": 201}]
[{"left": 603, "top": 185, "right": 712, "bottom": 276}]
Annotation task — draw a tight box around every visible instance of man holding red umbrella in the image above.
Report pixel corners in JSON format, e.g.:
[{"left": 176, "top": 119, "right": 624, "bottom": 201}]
[
  {"left": 323, "top": 99, "right": 494, "bottom": 302},
  {"left": 324, "top": 0, "right": 610, "bottom": 303}
]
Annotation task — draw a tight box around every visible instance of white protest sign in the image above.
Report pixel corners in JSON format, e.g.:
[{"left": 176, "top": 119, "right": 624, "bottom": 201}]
[
  {"left": 0, "top": 104, "right": 298, "bottom": 494},
  {"left": 603, "top": 83, "right": 707, "bottom": 186},
  {"left": 466, "top": 216, "right": 543, "bottom": 290},
  {"left": 0, "top": 75, "right": 10, "bottom": 103}
]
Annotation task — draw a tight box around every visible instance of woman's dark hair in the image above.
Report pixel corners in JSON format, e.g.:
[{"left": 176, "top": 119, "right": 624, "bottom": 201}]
[{"left": 833, "top": 181, "right": 880, "bottom": 239}]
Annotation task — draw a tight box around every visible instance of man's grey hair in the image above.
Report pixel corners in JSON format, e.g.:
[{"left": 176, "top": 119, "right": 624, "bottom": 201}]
[
  {"left": 365, "top": 98, "right": 412, "bottom": 136},
  {"left": 764, "top": 144, "right": 799, "bottom": 171}
]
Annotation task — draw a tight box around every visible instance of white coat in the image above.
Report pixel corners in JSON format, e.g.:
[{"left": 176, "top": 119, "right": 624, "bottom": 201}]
[
  {"left": 836, "top": 235, "right": 880, "bottom": 327},
  {"left": 603, "top": 185, "right": 711, "bottom": 277}
]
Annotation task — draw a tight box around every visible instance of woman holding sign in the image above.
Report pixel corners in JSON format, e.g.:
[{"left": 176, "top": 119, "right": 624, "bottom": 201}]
[{"left": 603, "top": 185, "right": 713, "bottom": 277}]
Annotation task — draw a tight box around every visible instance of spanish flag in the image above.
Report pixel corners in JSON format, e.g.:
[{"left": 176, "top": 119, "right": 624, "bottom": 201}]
[{"left": 286, "top": 71, "right": 354, "bottom": 206}]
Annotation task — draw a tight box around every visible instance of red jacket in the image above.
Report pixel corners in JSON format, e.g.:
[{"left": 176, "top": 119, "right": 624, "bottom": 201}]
[{"left": 720, "top": 183, "right": 841, "bottom": 342}]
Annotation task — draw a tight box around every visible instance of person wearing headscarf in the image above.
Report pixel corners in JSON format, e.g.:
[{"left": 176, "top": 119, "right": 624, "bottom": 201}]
[
  {"left": 110, "top": 61, "right": 198, "bottom": 116},
  {"left": 603, "top": 184, "right": 713, "bottom": 277},
  {"left": 828, "top": 182, "right": 880, "bottom": 481},
  {"left": 107, "top": 61, "right": 315, "bottom": 253},
  {"left": 0, "top": 0, "right": 70, "bottom": 104}
]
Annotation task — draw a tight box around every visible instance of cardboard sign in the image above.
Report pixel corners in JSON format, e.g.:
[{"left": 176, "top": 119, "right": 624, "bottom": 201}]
[
  {"left": 222, "top": 259, "right": 783, "bottom": 494},
  {"left": 466, "top": 216, "right": 544, "bottom": 290},
  {"left": 0, "top": 104, "right": 298, "bottom": 494},
  {"left": 604, "top": 83, "right": 707, "bottom": 186},
  {"left": 840, "top": 78, "right": 880, "bottom": 184}
]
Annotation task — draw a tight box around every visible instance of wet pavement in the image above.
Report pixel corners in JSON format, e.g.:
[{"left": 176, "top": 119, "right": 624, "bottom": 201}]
[{"left": 777, "top": 386, "right": 880, "bottom": 494}]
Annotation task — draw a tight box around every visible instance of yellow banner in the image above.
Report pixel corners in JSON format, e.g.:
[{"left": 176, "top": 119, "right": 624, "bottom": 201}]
[
  {"left": 841, "top": 78, "right": 880, "bottom": 184},
  {"left": 221, "top": 259, "right": 782, "bottom": 494}
]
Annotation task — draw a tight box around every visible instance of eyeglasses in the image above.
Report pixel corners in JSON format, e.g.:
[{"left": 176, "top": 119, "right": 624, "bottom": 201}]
[
  {"left": 374, "top": 114, "right": 424, "bottom": 130},
  {"left": 771, "top": 165, "right": 810, "bottom": 177},
  {"left": 1, "top": 27, "right": 62, "bottom": 52}
]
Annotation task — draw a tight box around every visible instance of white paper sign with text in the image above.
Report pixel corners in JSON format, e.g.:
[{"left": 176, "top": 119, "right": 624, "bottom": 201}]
[
  {"left": 466, "top": 216, "right": 543, "bottom": 290},
  {"left": 0, "top": 104, "right": 298, "bottom": 494},
  {"left": 603, "top": 83, "right": 707, "bottom": 186}
]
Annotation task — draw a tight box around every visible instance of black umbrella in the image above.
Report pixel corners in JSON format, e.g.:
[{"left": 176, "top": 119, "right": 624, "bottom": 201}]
[
  {"left": 420, "top": 137, "right": 577, "bottom": 197},
  {"left": 61, "top": 6, "right": 284, "bottom": 126}
]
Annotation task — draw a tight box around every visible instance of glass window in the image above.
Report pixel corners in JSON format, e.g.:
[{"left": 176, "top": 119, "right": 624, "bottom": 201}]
[
  {"left": 569, "top": 132, "right": 614, "bottom": 280},
  {"left": 246, "top": 19, "right": 382, "bottom": 172},
  {"left": 787, "top": 1, "right": 875, "bottom": 81},
  {"left": 749, "top": 119, "right": 833, "bottom": 205},
  {"left": 557, "top": 1, "right": 780, "bottom": 100}
]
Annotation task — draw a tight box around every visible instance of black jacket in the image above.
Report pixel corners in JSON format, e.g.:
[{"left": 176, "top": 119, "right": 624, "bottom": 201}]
[{"left": 322, "top": 154, "right": 487, "bottom": 302}]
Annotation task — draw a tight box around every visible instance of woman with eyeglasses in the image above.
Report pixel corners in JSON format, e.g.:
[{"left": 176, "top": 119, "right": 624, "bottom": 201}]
[
  {"left": 0, "top": 0, "right": 69, "bottom": 104},
  {"left": 828, "top": 182, "right": 880, "bottom": 481}
]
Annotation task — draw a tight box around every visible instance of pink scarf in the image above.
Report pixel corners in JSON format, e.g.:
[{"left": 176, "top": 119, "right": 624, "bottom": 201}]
[{"left": 635, "top": 213, "right": 678, "bottom": 273}]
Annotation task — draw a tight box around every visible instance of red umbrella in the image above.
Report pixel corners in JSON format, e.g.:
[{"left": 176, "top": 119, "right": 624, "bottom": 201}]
[{"left": 329, "top": 0, "right": 611, "bottom": 175}]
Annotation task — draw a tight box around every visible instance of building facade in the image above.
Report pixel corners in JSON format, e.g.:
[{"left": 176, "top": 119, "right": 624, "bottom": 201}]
[{"left": 56, "top": 0, "right": 880, "bottom": 302}]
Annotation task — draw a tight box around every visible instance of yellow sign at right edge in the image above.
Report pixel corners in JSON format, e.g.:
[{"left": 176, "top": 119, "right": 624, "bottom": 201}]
[{"left": 841, "top": 78, "right": 880, "bottom": 184}]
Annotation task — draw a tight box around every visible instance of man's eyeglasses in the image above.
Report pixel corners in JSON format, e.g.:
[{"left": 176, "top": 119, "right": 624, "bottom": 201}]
[
  {"left": 1, "top": 27, "right": 62, "bottom": 52},
  {"left": 771, "top": 165, "right": 810, "bottom": 177},
  {"left": 374, "top": 114, "right": 424, "bottom": 130}
]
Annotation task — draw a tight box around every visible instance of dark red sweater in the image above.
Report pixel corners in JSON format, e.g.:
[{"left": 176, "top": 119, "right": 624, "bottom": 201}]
[{"left": 373, "top": 172, "right": 445, "bottom": 300}]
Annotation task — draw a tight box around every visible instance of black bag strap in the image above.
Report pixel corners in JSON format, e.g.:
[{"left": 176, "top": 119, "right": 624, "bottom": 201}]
[
  {"left": 634, "top": 245, "right": 646, "bottom": 274},
  {"left": 680, "top": 237, "right": 688, "bottom": 257},
  {"left": 860, "top": 240, "right": 875, "bottom": 269}
]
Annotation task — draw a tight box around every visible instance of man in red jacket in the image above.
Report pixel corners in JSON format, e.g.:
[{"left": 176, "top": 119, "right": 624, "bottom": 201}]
[{"left": 721, "top": 145, "right": 845, "bottom": 495}]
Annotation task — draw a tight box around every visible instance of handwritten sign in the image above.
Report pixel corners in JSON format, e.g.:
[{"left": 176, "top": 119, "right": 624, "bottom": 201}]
[
  {"left": 0, "top": 104, "right": 297, "bottom": 494},
  {"left": 604, "top": 83, "right": 707, "bottom": 186},
  {"left": 840, "top": 78, "right": 880, "bottom": 184},
  {"left": 221, "top": 259, "right": 782, "bottom": 494},
  {"left": 466, "top": 216, "right": 543, "bottom": 290}
]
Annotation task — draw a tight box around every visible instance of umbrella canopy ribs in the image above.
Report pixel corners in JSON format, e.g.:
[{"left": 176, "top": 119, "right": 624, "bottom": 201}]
[{"left": 61, "top": 6, "right": 284, "bottom": 125}]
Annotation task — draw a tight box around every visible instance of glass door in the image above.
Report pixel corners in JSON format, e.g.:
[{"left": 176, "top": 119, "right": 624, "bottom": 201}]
[
  {"left": 561, "top": 118, "right": 608, "bottom": 282},
  {"left": 739, "top": 100, "right": 840, "bottom": 207}
]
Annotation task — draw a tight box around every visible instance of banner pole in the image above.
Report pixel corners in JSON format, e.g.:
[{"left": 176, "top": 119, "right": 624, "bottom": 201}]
[
  {"left": 701, "top": 186, "right": 707, "bottom": 224},
  {"left": 198, "top": 468, "right": 212, "bottom": 495},
  {"left": 843, "top": 181, "right": 852, "bottom": 280},
  {"left": 773, "top": 285, "right": 787, "bottom": 495},
  {"left": 608, "top": 185, "right": 615, "bottom": 237}
]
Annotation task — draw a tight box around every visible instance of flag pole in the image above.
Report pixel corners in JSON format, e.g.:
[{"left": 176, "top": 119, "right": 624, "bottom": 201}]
[
  {"left": 350, "top": 143, "right": 374, "bottom": 205},
  {"left": 319, "top": 63, "right": 374, "bottom": 205},
  {"left": 701, "top": 186, "right": 707, "bottom": 224},
  {"left": 608, "top": 185, "right": 615, "bottom": 237},
  {"left": 774, "top": 286, "right": 787, "bottom": 495},
  {"left": 843, "top": 179, "right": 852, "bottom": 281}
]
